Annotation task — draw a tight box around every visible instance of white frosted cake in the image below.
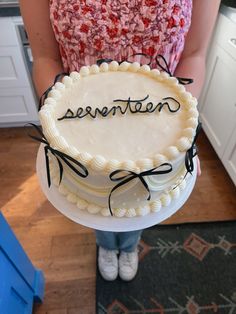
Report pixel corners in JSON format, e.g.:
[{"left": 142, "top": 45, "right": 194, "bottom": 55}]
[{"left": 39, "top": 61, "right": 198, "bottom": 218}]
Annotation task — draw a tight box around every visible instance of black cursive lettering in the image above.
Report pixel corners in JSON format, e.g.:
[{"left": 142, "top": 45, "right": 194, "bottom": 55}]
[{"left": 57, "top": 95, "right": 181, "bottom": 121}]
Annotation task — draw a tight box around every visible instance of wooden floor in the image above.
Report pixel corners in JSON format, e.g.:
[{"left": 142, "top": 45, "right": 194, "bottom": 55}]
[{"left": 0, "top": 127, "right": 235, "bottom": 314}]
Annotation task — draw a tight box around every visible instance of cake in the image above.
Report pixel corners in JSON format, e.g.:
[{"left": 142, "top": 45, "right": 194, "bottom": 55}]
[{"left": 38, "top": 61, "right": 199, "bottom": 218}]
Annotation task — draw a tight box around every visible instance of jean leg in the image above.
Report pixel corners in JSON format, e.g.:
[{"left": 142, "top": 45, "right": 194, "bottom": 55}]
[
  {"left": 118, "top": 230, "right": 143, "bottom": 252},
  {"left": 95, "top": 230, "right": 119, "bottom": 250}
]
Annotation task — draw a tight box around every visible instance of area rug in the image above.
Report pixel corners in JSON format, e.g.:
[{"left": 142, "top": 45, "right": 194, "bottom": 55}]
[{"left": 96, "top": 221, "right": 236, "bottom": 314}]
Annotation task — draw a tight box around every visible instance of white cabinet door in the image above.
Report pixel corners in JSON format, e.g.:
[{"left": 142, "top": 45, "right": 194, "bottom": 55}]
[
  {"left": 200, "top": 44, "right": 236, "bottom": 158},
  {"left": 213, "top": 14, "right": 236, "bottom": 62},
  {"left": 0, "top": 87, "right": 39, "bottom": 124},
  {"left": 0, "top": 18, "right": 19, "bottom": 47},
  {"left": 0, "top": 47, "right": 30, "bottom": 88},
  {"left": 222, "top": 126, "right": 236, "bottom": 185}
]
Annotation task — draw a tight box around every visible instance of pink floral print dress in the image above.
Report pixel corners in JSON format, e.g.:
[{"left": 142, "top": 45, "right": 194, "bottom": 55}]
[{"left": 49, "top": 0, "right": 192, "bottom": 73}]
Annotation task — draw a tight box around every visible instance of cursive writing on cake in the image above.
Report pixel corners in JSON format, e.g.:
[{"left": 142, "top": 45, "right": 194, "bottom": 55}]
[{"left": 57, "top": 95, "right": 181, "bottom": 121}]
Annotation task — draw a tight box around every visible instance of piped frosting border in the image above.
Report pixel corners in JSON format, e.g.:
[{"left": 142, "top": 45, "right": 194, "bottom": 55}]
[{"left": 51, "top": 166, "right": 188, "bottom": 218}]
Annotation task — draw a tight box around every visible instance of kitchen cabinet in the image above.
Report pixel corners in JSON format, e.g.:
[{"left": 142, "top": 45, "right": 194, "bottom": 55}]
[
  {"left": 222, "top": 126, "right": 236, "bottom": 184},
  {"left": 199, "top": 10, "right": 236, "bottom": 185},
  {"left": 0, "top": 46, "right": 29, "bottom": 88},
  {"left": 0, "top": 17, "right": 19, "bottom": 46},
  {"left": 0, "top": 87, "right": 38, "bottom": 123},
  {"left": 0, "top": 17, "right": 39, "bottom": 126}
]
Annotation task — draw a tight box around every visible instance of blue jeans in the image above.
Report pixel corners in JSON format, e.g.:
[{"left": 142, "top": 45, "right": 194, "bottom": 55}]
[{"left": 95, "top": 230, "right": 143, "bottom": 252}]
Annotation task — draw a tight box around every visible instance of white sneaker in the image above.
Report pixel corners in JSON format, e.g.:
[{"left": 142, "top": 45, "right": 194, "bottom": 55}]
[
  {"left": 98, "top": 246, "right": 118, "bottom": 281},
  {"left": 119, "top": 250, "right": 139, "bottom": 281}
]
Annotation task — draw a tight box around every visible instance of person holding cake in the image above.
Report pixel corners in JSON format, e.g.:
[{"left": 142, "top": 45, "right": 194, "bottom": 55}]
[{"left": 20, "top": 0, "right": 220, "bottom": 281}]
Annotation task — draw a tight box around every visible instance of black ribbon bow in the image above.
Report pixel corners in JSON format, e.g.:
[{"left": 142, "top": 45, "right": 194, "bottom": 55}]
[
  {"left": 97, "top": 53, "right": 193, "bottom": 85},
  {"left": 26, "top": 123, "right": 89, "bottom": 187},
  {"left": 185, "top": 122, "right": 202, "bottom": 175},
  {"left": 96, "top": 58, "right": 114, "bottom": 66},
  {"left": 108, "top": 163, "right": 173, "bottom": 216},
  {"left": 155, "top": 54, "right": 193, "bottom": 85},
  {"left": 38, "top": 72, "right": 69, "bottom": 111}
]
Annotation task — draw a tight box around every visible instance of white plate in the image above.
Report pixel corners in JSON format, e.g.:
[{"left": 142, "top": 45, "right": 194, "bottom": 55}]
[{"left": 36, "top": 144, "right": 197, "bottom": 231}]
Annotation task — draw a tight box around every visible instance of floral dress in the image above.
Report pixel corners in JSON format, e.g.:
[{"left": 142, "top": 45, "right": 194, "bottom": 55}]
[{"left": 49, "top": 0, "right": 192, "bottom": 74}]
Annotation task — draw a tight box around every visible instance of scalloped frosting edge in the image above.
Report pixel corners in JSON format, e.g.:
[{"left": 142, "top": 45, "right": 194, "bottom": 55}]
[
  {"left": 39, "top": 61, "right": 199, "bottom": 173},
  {"left": 51, "top": 169, "right": 188, "bottom": 218}
]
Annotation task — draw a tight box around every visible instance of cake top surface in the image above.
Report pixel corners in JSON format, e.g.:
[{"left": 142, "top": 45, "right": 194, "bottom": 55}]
[{"left": 39, "top": 61, "right": 198, "bottom": 172}]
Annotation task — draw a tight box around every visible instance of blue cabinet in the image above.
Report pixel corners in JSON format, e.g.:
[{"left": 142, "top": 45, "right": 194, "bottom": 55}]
[{"left": 0, "top": 212, "right": 44, "bottom": 314}]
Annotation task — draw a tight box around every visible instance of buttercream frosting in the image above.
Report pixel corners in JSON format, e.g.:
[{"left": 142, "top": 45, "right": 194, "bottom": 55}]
[{"left": 39, "top": 61, "right": 198, "bottom": 217}]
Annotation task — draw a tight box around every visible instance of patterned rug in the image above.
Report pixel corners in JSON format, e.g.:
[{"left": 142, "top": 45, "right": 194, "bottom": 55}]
[{"left": 96, "top": 221, "right": 236, "bottom": 314}]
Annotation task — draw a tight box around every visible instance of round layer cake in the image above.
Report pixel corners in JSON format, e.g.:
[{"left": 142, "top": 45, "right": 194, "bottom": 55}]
[{"left": 39, "top": 61, "right": 198, "bottom": 217}]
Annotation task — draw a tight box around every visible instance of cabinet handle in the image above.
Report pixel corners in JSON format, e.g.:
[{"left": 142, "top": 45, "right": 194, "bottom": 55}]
[
  {"left": 229, "top": 38, "right": 236, "bottom": 48},
  {"left": 26, "top": 47, "right": 33, "bottom": 63}
]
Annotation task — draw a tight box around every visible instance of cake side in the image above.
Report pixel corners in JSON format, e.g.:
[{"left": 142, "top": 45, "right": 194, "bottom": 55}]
[{"left": 49, "top": 156, "right": 188, "bottom": 217}]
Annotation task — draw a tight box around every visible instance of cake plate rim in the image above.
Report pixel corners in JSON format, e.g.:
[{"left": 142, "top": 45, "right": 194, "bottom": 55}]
[{"left": 36, "top": 144, "right": 197, "bottom": 231}]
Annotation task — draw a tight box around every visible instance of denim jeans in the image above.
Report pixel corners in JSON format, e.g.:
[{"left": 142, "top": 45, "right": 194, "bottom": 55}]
[{"left": 95, "top": 230, "right": 143, "bottom": 252}]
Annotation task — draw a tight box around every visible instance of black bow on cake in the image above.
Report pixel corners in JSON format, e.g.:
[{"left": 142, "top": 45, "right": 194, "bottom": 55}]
[
  {"left": 26, "top": 123, "right": 89, "bottom": 187},
  {"left": 108, "top": 163, "right": 173, "bottom": 215},
  {"left": 185, "top": 122, "right": 202, "bottom": 175}
]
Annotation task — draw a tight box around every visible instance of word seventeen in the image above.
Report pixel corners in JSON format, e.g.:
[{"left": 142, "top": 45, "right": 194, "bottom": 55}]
[{"left": 57, "top": 95, "right": 181, "bottom": 121}]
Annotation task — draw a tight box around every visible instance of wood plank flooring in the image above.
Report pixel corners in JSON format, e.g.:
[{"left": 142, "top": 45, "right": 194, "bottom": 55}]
[{"left": 0, "top": 127, "right": 235, "bottom": 314}]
